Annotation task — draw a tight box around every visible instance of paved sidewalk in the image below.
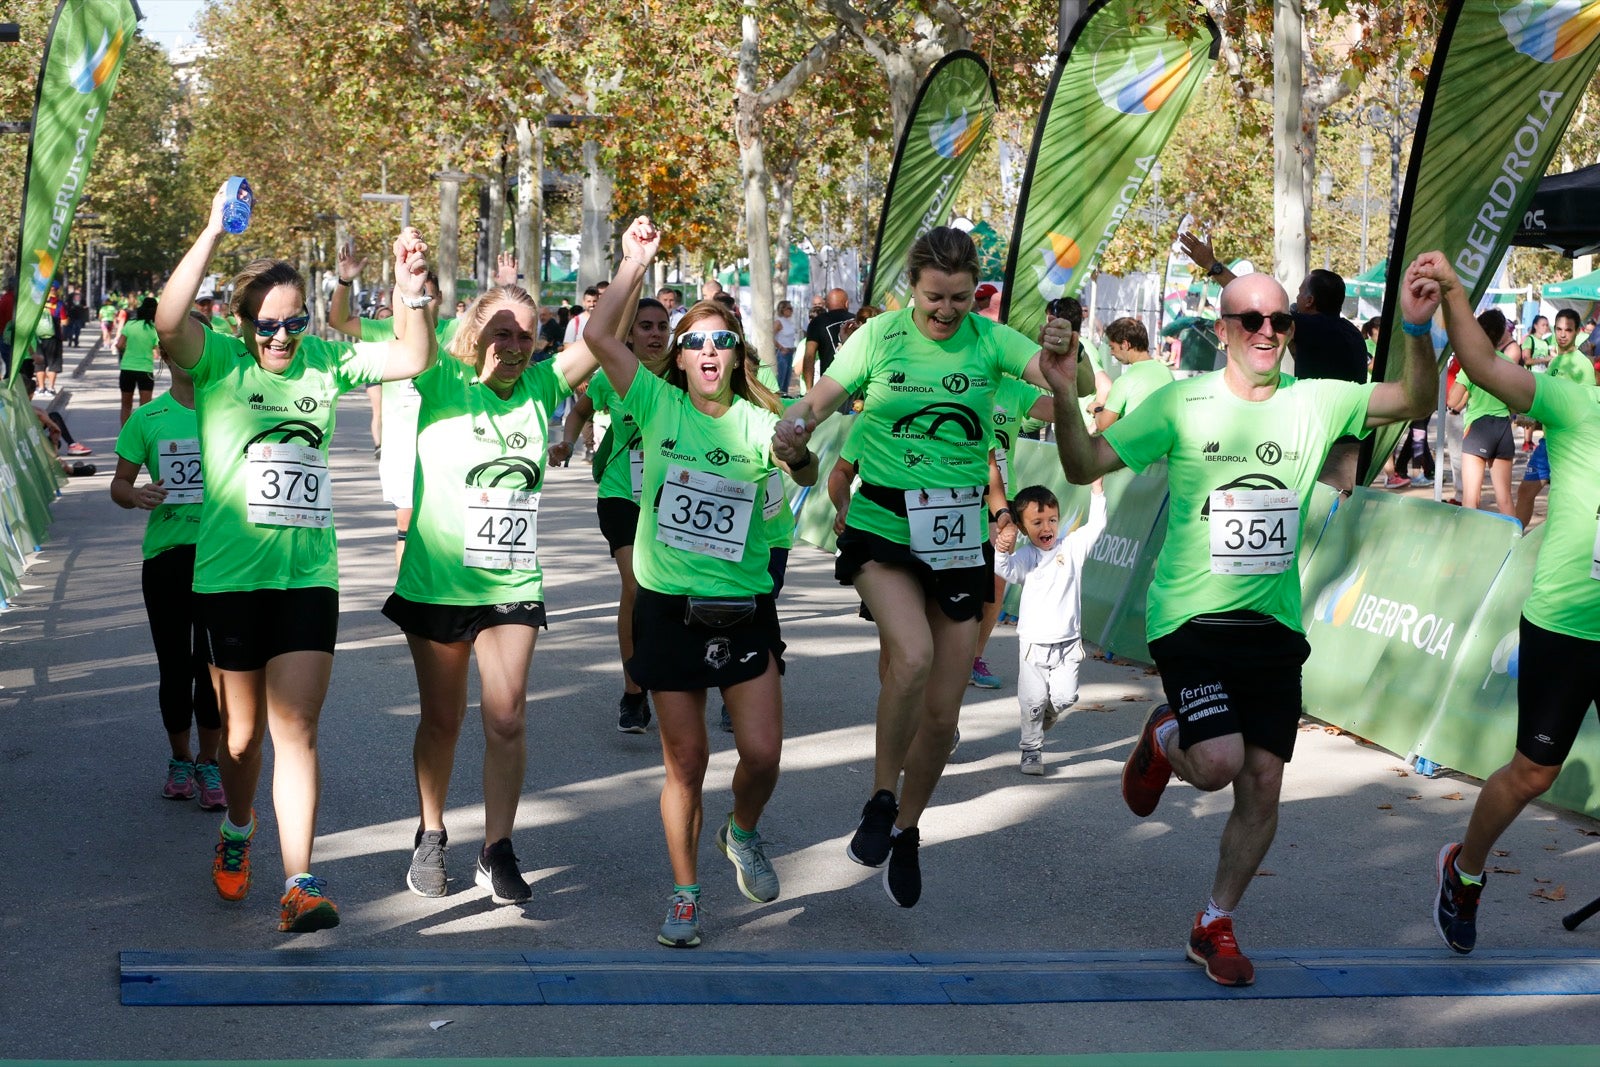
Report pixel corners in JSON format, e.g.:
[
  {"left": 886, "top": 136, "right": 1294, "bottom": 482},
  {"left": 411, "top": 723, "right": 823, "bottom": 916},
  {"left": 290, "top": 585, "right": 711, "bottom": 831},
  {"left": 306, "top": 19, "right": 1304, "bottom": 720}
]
[{"left": 0, "top": 346, "right": 1596, "bottom": 1060}]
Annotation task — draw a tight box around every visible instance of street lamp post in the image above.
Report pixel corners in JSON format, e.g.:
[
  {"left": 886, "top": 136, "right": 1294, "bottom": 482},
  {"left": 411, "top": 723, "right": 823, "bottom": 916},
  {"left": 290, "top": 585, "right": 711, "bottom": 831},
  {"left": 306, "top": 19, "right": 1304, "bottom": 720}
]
[{"left": 1323, "top": 71, "right": 1418, "bottom": 266}]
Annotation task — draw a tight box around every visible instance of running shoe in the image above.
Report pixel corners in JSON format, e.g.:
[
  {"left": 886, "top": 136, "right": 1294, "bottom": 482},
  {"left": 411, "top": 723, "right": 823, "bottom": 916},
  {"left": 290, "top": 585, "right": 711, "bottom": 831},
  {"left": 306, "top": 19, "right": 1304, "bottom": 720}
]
[
  {"left": 66, "top": 442, "right": 92, "bottom": 456},
  {"left": 1383, "top": 474, "right": 1411, "bottom": 489},
  {"left": 1434, "top": 841, "right": 1484, "bottom": 954},
  {"left": 1042, "top": 705, "right": 1062, "bottom": 732},
  {"left": 1410, "top": 474, "right": 1434, "bottom": 488},
  {"left": 278, "top": 875, "right": 341, "bottom": 932},
  {"left": 949, "top": 727, "right": 961, "bottom": 756},
  {"left": 1122, "top": 703, "right": 1175, "bottom": 817},
  {"left": 212, "top": 819, "right": 253, "bottom": 902},
  {"left": 475, "top": 837, "right": 532, "bottom": 904},
  {"left": 194, "top": 760, "right": 226, "bottom": 811},
  {"left": 617, "top": 694, "right": 650, "bottom": 734},
  {"left": 970, "top": 657, "right": 1001, "bottom": 689},
  {"left": 883, "top": 827, "right": 921, "bottom": 908},
  {"left": 847, "top": 789, "right": 898, "bottom": 867},
  {"left": 716, "top": 816, "right": 780, "bottom": 903},
  {"left": 1187, "top": 913, "right": 1254, "bottom": 986},
  {"left": 162, "top": 757, "right": 196, "bottom": 801},
  {"left": 658, "top": 890, "right": 702, "bottom": 948},
  {"left": 407, "top": 828, "right": 448, "bottom": 898},
  {"left": 1020, "top": 749, "right": 1044, "bottom": 776}
]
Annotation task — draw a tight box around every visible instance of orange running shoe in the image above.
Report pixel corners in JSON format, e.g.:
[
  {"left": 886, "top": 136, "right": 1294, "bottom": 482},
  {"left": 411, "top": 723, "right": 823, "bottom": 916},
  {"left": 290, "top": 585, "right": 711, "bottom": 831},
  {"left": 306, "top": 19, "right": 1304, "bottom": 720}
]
[
  {"left": 1121, "top": 704, "right": 1176, "bottom": 817},
  {"left": 211, "top": 819, "right": 253, "bottom": 902},
  {"left": 278, "top": 875, "right": 340, "bottom": 933},
  {"left": 1187, "top": 912, "right": 1255, "bottom": 987}
]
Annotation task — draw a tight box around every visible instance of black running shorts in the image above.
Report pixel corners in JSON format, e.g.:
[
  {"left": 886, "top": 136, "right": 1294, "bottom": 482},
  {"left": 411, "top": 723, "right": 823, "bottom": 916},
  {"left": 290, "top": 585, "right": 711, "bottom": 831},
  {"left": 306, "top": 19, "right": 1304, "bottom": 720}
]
[
  {"left": 628, "top": 587, "right": 784, "bottom": 692},
  {"left": 1515, "top": 615, "right": 1600, "bottom": 767},
  {"left": 834, "top": 526, "right": 994, "bottom": 623},
  {"left": 199, "top": 586, "right": 339, "bottom": 672},
  {"left": 383, "top": 593, "right": 547, "bottom": 645}
]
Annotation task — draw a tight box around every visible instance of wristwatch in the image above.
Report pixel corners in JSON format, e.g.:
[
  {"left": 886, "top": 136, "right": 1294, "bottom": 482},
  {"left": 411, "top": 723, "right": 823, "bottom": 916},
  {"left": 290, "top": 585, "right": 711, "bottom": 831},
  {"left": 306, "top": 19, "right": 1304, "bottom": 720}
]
[{"left": 1206, "top": 261, "right": 1226, "bottom": 277}]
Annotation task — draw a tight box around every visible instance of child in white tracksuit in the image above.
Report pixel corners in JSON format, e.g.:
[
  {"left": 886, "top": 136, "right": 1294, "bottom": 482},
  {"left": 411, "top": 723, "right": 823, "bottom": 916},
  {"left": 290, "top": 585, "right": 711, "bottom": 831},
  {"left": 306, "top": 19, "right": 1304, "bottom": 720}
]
[{"left": 992, "top": 481, "right": 1106, "bottom": 775}]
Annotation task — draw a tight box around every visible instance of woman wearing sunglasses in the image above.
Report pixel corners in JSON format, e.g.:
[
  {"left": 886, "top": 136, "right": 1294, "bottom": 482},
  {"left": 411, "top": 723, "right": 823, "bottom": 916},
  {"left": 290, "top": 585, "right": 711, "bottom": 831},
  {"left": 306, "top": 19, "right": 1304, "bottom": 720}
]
[
  {"left": 548, "top": 296, "right": 672, "bottom": 735},
  {"left": 773, "top": 226, "right": 1074, "bottom": 910},
  {"left": 155, "top": 183, "right": 438, "bottom": 933},
  {"left": 585, "top": 217, "right": 817, "bottom": 948},
  {"left": 383, "top": 269, "right": 629, "bottom": 907}
]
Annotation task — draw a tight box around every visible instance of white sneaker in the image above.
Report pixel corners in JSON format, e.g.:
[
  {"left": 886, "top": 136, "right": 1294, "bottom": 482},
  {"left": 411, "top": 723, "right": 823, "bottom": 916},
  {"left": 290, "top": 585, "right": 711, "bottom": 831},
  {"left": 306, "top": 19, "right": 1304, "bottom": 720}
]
[{"left": 1020, "top": 749, "right": 1044, "bottom": 775}]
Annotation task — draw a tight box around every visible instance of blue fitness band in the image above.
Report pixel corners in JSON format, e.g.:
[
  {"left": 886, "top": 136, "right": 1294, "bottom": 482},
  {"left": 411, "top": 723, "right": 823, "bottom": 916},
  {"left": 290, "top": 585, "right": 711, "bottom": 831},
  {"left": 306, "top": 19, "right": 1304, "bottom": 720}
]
[{"left": 1401, "top": 320, "right": 1432, "bottom": 337}]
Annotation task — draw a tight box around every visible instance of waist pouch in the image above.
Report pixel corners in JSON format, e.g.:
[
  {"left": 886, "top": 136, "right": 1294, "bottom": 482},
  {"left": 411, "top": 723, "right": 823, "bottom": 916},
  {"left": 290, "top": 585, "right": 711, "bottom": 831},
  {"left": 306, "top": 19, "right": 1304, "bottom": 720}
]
[
  {"left": 857, "top": 481, "right": 908, "bottom": 516},
  {"left": 684, "top": 596, "right": 758, "bottom": 629}
]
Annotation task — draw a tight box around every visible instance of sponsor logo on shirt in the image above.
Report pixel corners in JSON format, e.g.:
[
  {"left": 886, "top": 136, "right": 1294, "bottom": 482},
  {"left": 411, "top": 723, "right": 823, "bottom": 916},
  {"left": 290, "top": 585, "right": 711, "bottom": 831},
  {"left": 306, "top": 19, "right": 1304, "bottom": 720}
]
[
  {"left": 248, "top": 393, "right": 265, "bottom": 404},
  {"left": 942, "top": 373, "right": 970, "bottom": 394},
  {"left": 296, "top": 397, "right": 318, "bottom": 413},
  {"left": 889, "top": 372, "right": 906, "bottom": 384},
  {"left": 1202, "top": 440, "right": 1245, "bottom": 462},
  {"left": 1256, "top": 441, "right": 1283, "bottom": 464},
  {"left": 465, "top": 456, "right": 543, "bottom": 491},
  {"left": 904, "top": 451, "right": 926, "bottom": 468},
  {"left": 507, "top": 432, "right": 528, "bottom": 450},
  {"left": 245, "top": 421, "right": 325, "bottom": 451},
  {"left": 890, "top": 403, "right": 984, "bottom": 443},
  {"left": 658, "top": 437, "right": 699, "bottom": 463},
  {"left": 1198, "top": 474, "right": 1288, "bottom": 519},
  {"left": 885, "top": 329, "right": 908, "bottom": 340},
  {"left": 707, "top": 448, "right": 730, "bottom": 466}
]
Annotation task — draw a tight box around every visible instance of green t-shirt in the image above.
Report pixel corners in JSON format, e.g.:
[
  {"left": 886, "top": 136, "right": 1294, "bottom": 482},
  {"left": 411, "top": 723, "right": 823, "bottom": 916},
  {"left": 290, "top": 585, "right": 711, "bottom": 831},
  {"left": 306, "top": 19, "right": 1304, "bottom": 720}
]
[
  {"left": 99, "top": 303, "right": 117, "bottom": 323},
  {"left": 209, "top": 315, "right": 236, "bottom": 335},
  {"left": 823, "top": 308, "right": 1035, "bottom": 543},
  {"left": 1104, "top": 371, "right": 1376, "bottom": 641},
  {"left": 1104, "top": 358, "right": 1175, "bottom": 420},
  {"left": 990, "top": 375, "right": 1044, "bottom": 498},
  {"left": 1458, "top": 359, "right": 1514, "bottom": 428},
  {"left": 1525, "top": 375, "right": 1600, "bottom": 640},
  {"left": 113, "top": 392, "right": 204, "bottom": 560},
  {"left": 1547, "top": 348, "right": 1596, "bottom": 387},
  {"left": 120, "top": 320, "right": 158, "bottom": 373},
  {"left": 588, "top": 368, "right": 643, "bottom": 503},
  {"left": 1529, "top": 334, "right": 1552, "bottom": 365},
  {"left": 395, "top": 354, "right": 570, "bottom": 606},
  {"left": 757, "top": 362, "right": 797, "bottom": 550},
  {"left": 188, "top": 330, "right": 387, "bottom": 593},
  {"left": 625, "top": 368, "right": 782, "bottom": 597},
  {"left": 361, "top": 317, "right": 460, "bottom": 478}
]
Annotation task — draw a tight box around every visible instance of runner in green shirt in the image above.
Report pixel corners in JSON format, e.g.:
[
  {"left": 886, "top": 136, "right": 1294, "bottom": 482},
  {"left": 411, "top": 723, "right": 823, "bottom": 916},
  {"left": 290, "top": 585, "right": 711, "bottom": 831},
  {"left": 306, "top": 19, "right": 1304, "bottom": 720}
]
[
  {"left": 586, "top": 217, "right": 818, "bottom": 949},
  {"left": 382, "top": 274, "right": 609, "bottom": 908},
  {"left": 1047, "top": 266, "right": 1439, "bottom": 987},
  {"left": 1094, "top": 316, "right": 1174, "bottom": 432},
  {"left": 549, "top": 297, "right": 671, "bottom": 733},
  {"left": 110, "top": 352, "right": 223, "bottom": 812},
  {"left": 115, "top": 298, "right": 159, "bottom": 427},
  {"left": 1416, "top": 252, "right": 1600, "bottom": 957},
  {"left": 775, "top": 225, "right": 1076, "bottom": 913},
  {"left": 1516, "top": 325, "right": 1597, "bottom": 526},
  {"left": 155, "top": 183, "right": 439, "bottom": 934},
  {"left": 98, "top": 300, "right": 118, "bottom": 345},
  {"left": 1447, "top": 308, "right": 1519, "bottom": 517}
]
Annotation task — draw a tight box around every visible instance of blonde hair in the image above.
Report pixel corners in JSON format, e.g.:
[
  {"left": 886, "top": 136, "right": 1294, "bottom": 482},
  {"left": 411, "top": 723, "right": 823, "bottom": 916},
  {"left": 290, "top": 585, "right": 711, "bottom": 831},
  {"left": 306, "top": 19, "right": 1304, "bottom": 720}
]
[
  {"left": 447, "top": 285, "right": 539, "bottom": 371},
  {"left": 666, "top": 301, "right": 781, "bottom": 414},
  {"left": 230, "top": 259, "right": 303, "bottom": 322}
]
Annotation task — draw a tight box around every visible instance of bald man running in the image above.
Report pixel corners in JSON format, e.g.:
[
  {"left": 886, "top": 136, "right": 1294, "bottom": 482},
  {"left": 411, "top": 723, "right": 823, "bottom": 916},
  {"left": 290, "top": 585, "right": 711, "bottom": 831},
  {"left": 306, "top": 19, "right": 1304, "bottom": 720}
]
[{"left": 1042, "top": 269, "right": 1440, "bottom": 986}]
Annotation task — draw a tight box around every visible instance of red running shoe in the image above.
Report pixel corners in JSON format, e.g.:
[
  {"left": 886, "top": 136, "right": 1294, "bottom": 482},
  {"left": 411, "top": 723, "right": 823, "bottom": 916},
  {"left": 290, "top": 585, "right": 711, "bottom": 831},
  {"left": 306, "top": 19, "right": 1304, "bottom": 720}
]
[
  {"left": 1121, "top": 703, "right": 1175, "bottom": 817},
  {"left": 1187, "top": 913, "right": 1255, "bottom": 986}
]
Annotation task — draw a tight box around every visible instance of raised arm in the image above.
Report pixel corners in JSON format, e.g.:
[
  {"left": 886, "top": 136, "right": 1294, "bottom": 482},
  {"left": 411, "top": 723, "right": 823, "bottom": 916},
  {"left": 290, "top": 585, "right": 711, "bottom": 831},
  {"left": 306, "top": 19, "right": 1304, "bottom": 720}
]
[
  {"left": 1178, "top": 231, "right": 1236, "bottom": 287},
  {"left": 1411, "top": 252, "right": 1536, "bottom": 414},
  {"left": 584, "top": 216, "right": 660, "bottom": 398},
  {"left": 328, "top": 242, "right": 367, "bottom": 339},
  {"left": 1362, "top": 260, "right": 1440, "bottom": 427},
  {"left": 377, "top": 228, "right": 438, "bottom": 381},
  {"left": 1040, "top": 326, "right": 1125, "bottom": 483},
  {"left": 155, "top": 184, "right": 229, "bottom": 369}
]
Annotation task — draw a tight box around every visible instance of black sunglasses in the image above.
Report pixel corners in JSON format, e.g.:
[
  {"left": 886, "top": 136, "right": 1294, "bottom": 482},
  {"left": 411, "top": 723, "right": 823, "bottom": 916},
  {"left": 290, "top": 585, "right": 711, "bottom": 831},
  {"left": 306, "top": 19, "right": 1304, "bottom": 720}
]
[
  {"left": 680, "top": 329, "right": 740, "bottom": 351},
  {"left": 1221, "top": 311, "right": 1294, "bottom": 335},
  {"left": 248, "top": 310, "right": 311, "bottom": 338}
]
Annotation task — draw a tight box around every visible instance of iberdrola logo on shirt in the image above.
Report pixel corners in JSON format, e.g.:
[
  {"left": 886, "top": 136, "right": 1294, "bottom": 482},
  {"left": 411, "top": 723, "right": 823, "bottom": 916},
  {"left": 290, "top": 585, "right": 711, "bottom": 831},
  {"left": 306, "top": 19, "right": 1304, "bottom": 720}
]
[{"left": 466, "top": 456, "right": 542, "bottom": 491}]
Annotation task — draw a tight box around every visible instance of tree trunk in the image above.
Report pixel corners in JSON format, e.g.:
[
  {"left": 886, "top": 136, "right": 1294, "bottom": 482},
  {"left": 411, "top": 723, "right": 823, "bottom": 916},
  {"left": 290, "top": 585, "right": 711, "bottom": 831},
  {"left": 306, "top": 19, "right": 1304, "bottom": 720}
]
[
  {"left": 487, "top": 152, "right": 506, "bottom": 280},
  {"left": 885, "top": 52, "right": 922, "bottom": 144},
  {"left": 772, "top": 172, "right": 796, "bottom": 305},
  {"left": 438, "top": 176, "right": 462, "bottom": 313},
  {"left": 737, "top": 1, "right": 777, "bottom": 372},
  {"left": 515, "top": 116, "right": 540, "bottom": 304},
  {"left": 580, "top": 136, "right": 614, "bottom": 293},
  {"left": 1273, "top": 0, "right": 1308, "bottom": 290}
]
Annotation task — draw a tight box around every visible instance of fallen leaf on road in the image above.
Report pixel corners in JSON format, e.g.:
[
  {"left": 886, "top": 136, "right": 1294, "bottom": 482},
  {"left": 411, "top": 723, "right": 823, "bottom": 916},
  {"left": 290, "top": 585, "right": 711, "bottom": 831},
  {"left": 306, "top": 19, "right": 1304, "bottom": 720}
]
[
  {"left": 1578, "top": 829, "right": 1600, "bottom": 838},
  {"left": 1142, "top": 667, "right": 1160, "bottom": 675},
  {"left": 1493, "top": 849, "right": 1511, "bottom": 857},
  {"left": 1392, "top": 768, "right": 1410, "bottom": 777},
  {"left": 1407, "top": 794, "right": 1424, "bottom": 801},
  {"left": 1535, "top": 877, "right": 1552, "bottom": 883},
  {"left": 1531, "top": 885, "right": 1567, "bottom": 902},
  {"left": 1255, "top": 870, "right": 1276, "bottom": 877},
  {"left": 1376, "top": 804, "right": 1393, "bottom": 810},
  {"left": 1323, "top": 726, "right": 1344, "bottom": 735},
  {"left": 1544, "top": 845, "right": 1560, "bottom": 851},
  {"left": 1487, "top": 866, "right": 1520, "bottom": 874},
  {"left": 1441, "top": 792, "right": 1464, "bottom": 801}
]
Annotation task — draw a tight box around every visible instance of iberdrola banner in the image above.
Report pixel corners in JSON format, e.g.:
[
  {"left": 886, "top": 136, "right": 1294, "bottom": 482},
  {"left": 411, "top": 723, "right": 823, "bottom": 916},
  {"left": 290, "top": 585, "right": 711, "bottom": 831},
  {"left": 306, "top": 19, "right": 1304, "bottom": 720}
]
[
  {"left": 1365, "top": 0, "right": 1600, "bottom": 482},
  {"left": 10, "top": 0, "right": 140, "bottom": 381},
  {"left": 865, "top": 51, "right": 998, "bottom": 311},
  {"left": 1000, "top": 2, "right": 1217, "bottom": 343}
]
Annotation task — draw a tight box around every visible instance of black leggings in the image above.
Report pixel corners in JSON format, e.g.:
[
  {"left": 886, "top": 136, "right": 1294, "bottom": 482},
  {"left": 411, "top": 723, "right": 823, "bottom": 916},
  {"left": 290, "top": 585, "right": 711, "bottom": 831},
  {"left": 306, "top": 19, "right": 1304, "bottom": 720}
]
[{"left": 141, "top": 545, "right": 220, "bottom": 735}]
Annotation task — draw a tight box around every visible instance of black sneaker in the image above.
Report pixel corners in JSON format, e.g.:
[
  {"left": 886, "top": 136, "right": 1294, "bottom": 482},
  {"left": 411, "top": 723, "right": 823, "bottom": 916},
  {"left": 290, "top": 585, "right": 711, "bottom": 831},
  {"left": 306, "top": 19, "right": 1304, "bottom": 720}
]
[
  {"left": 618, "top": 694, "right": 651, "bottom": 734},
  {"left": 475, "top": 838, "right": 532, "bottom": 904},
  {"left": 883, "top": 827, "right": 921, "bottom": 908},
  {"left": 407, "top": 828, "right": 448, "bottom": 898},
  {"left": 1434, "top": 841, "right": 1484, "bottom": 954},
  {"left": 847, "top": 789, "right": 897, "bottom": 867}
]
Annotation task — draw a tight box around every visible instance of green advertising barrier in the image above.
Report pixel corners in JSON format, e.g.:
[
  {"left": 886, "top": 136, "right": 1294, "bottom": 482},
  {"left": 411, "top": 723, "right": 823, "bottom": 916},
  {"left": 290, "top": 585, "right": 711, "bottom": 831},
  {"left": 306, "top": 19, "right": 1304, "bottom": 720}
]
[
  {"left": 1420, "top": 525, "right": 1600, "bottom": 817},
  {"left": 1299, "top": 488, "right": 1522, "bottom": 760},
  {"left": 1081, "top": 462, "right": 1169, "bottom": 661}
]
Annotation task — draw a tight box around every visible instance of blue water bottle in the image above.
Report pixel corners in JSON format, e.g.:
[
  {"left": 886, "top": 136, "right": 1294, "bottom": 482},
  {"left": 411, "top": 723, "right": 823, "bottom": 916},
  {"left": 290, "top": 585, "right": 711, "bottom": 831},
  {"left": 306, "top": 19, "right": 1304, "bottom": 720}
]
[{"left": 220, "top": 176, "right": 253, "bottom": 234}]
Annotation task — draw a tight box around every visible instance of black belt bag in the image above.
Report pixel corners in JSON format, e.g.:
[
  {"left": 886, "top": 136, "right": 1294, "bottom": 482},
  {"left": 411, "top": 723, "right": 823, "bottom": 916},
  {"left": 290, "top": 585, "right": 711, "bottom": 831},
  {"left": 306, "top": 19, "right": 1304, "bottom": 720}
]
[{"left": 684, "top": 596, "right": 758, "bottom": 629}]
